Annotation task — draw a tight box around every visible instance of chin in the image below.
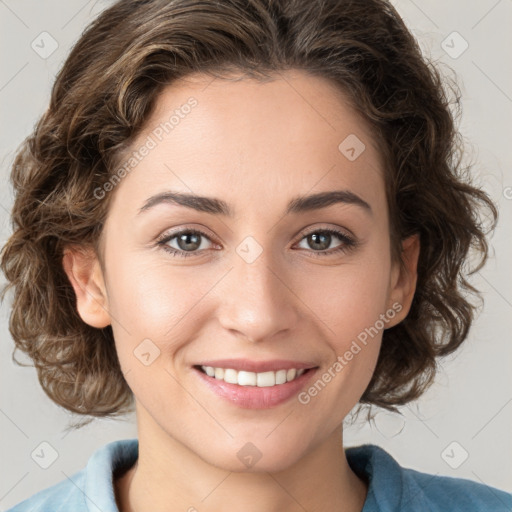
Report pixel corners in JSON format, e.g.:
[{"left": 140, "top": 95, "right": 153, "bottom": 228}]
[{"left": 195, "top": 434, "right": 311, "bottom": 474}]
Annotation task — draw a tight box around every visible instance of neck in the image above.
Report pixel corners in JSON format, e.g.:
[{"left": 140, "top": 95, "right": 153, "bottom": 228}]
[{"left": 116, "top": 421, "right": 367, "bottom": 512}]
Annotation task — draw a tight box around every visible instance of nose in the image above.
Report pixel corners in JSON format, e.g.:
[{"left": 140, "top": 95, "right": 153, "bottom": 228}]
[{"left": 215, "top": 242, "right": 300, "bottom": 343}]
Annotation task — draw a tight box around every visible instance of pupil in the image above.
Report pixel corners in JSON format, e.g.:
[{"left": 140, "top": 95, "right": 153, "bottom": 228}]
[
  {"left": 179, "top": 233, "right": 200, "bottom": 251},
  {"left": 310, "top": 232, "right": 330, "bottom": 250}
]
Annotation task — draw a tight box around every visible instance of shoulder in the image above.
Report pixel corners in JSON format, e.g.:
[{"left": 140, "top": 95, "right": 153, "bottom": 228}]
[
  {"left": 402, "top": 465, "right": 512, "bottom": 511},
  {"left": 4, "top": 438, "right": 139, "bottom": 512},
  {"left": 4, "top": 470, "right": 87, "bottom": 512},
  {"left": 346, "top": 443, "right": 512, "bottom": 511}
]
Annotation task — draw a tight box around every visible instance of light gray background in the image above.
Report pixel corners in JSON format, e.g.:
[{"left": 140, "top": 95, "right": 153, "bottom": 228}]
[{"left": 1, "top": 0, "right": 511, "bottom": 508}]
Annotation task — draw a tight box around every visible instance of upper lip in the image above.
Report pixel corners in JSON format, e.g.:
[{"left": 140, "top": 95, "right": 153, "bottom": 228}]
[{"left": 194, "top": 359, "right": 318, "bottom": 373}]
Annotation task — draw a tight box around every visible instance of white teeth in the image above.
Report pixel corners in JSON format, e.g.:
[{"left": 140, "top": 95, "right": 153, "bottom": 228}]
[
  {"left": 275, "top": 369, "right": 287, "bottom": 385},
  {"left": 200, "top": 366, "right": 308, "bottom": 387},
  {"left": 223, "top": 368, "right": 238, "bottom": 384},
  {"left": 238, "top": 370, "right": 257, "bottom": 386},
  {"left": 257, "top": 371, "right": 275, "bottom": 387}
]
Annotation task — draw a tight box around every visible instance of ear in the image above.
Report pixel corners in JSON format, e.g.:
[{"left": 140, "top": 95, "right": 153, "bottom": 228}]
[
  {"left": 62, "top": 245, "right": 111, "bottom": 328},
  {"left": 386, "top": 234, "right": 420, "bottom": 328}
]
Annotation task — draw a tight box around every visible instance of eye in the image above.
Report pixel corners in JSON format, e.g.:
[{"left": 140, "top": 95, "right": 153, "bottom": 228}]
[
  {"left": 294, "top": 228, "right": 357, "bottom": 257},
  {"left": 156, "top": 227, "right": 358, "bottom": 259},
  {"left": 156, "top": 229, "right": 215, "bottom": 258}
]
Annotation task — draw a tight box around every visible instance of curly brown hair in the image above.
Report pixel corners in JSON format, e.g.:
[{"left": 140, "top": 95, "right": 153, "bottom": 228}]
[{"left": 0, "top": 0, "right": 497, "bottom": 427}]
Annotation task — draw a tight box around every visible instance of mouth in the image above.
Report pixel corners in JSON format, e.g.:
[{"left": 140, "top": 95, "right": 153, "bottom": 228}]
[
  {"left": 194, "top": 365, "right": 314, "bottom": 387},
  {"left": 192, "top": 359, "right": 319, "bottom": 409}
]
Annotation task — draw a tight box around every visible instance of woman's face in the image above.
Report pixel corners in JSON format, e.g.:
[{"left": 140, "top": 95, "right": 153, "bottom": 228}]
[{"left": 69, "top": 69, "right": 418, "bottom": 472}]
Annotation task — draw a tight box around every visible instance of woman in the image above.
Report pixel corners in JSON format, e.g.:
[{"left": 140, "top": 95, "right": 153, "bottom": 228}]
[{"left": 1, "top": 0, "right": 511, "bottom": 510}]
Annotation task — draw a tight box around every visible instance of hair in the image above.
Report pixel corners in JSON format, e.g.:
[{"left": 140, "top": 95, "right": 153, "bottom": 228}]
[{"left": 0, "top": 0, "right": 497, "bottom": 428}]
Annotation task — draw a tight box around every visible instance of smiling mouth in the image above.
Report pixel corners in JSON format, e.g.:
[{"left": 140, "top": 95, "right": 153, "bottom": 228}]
[{"left": 194, "top": 365, "right": 316, "bottom": 387}]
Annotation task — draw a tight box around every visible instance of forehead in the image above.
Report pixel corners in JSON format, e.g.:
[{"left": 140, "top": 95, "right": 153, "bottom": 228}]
[{"left": 110, "top": 69, "right": 386, "bottom": 219}]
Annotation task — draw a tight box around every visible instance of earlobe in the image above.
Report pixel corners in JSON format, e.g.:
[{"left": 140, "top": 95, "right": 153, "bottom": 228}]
[
  {"left": 387, "top": 234, "right": 420, "bottom": 326},
  {"left": 62, "top": 245, "right": 111, "bottom": 328}
]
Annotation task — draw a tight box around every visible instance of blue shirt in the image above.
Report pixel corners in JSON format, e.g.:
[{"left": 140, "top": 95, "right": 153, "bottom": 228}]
[{"left": 5, "top": 438, "right": 512, "bottom": 511}]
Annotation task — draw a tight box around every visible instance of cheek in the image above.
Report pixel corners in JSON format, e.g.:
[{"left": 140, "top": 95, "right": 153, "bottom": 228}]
[
  {"left": 301, "top": 245, "right": 392, "bottom": 392},
  {"left": 304, "top": 255, "right": 392, "bottom": 342},
  {"left": 105, "top": 254, "right": 220, "bottom": 354},
  {"left": 294, "top": 262, "right": 390, "bottom": 424}
]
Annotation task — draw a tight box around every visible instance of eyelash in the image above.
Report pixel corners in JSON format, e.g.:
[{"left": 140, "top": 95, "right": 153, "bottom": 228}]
[{"left": 156, "top": 227, "right": 358, "bottom": 259}]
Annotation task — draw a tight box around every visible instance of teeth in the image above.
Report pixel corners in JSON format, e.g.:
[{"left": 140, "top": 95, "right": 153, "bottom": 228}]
[
  {"left": 276, "top": 369, "right": 287, "bottom": 385},
  {"left": 287, "top": 368, "right": 296, "bottom": 381},
  {"left": 238, "top": 370, "right": 257, "bottom": 386},
  {"left": 200, "top": 366, "right": 308, "bottom": 387}
]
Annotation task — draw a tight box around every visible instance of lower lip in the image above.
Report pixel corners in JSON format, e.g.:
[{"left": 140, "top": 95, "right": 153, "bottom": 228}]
[{"left": 193, "top": 367, "right": 318, "bottom": 409}]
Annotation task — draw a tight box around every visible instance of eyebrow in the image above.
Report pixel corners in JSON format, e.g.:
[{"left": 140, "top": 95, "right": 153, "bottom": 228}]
[{"left": 137, "top": 189, "right": 372, "bottom": 217}]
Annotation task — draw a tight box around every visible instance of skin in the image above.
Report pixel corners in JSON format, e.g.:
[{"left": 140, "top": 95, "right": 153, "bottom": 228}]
[{"left": 63, "top": 69, "right": 420, "bottom": 512}]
